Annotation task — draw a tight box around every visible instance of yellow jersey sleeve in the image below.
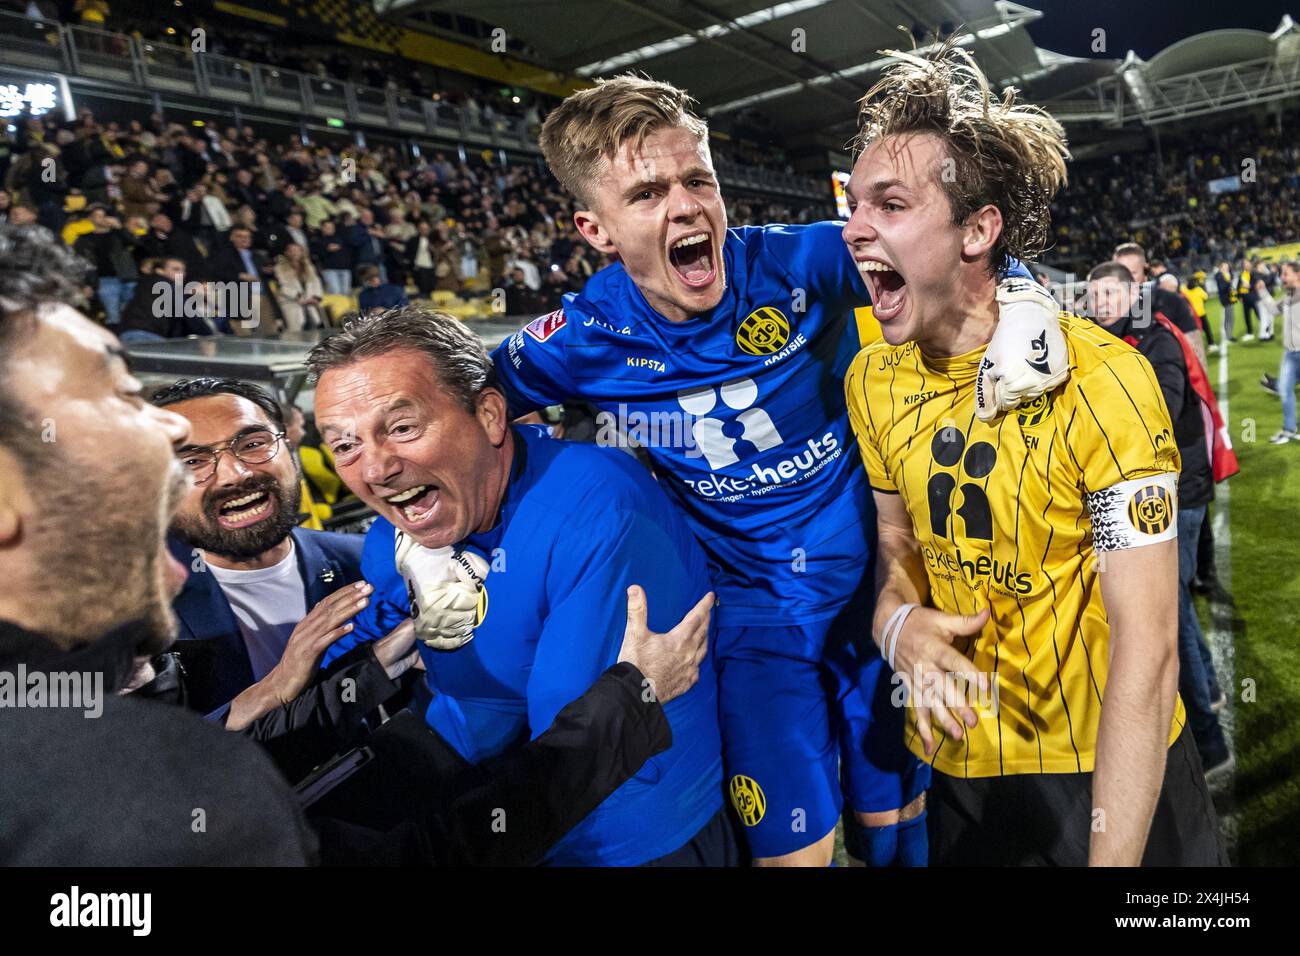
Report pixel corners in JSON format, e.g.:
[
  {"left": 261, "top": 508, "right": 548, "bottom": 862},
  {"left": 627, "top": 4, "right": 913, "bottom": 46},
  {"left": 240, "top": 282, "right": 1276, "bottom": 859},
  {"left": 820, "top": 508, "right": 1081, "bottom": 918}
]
[{"left": 1067, "top": 350, "right": 1181, "bottom": 495}]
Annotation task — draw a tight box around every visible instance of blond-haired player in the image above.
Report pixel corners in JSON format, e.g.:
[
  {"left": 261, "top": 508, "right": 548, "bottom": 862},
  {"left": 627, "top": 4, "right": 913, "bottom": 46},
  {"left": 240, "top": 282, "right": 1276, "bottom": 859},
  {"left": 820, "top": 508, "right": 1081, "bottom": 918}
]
[
  {"left": 490, "top": 73, "right": 1068, "bottom": 866},
  {"left": 844, "top": 46, "right": 1225, "bottom": 865}
]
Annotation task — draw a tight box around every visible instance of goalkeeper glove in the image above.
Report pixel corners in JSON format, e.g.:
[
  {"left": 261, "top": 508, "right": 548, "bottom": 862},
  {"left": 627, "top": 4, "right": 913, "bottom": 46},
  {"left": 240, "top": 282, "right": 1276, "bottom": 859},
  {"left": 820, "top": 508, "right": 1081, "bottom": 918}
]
[
  {"left": 975, "top": 278, "right": 1070, "bottom": 422},
  {"left": 394, "top": 531, "right": 488, "bottom": 651}
]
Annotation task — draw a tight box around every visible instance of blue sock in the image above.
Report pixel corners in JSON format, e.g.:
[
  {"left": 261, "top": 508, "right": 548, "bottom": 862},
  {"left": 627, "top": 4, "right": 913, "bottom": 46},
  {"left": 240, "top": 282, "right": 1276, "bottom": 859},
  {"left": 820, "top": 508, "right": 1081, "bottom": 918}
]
[
  {"left": 896, "top": 811, "right": 928, "bottom": 867},
  {"left": 858, "top": 821, "right": 899, "bottom": 867},
  {"left": 849, "top": 811, "right": 929, "bottom": 867}
]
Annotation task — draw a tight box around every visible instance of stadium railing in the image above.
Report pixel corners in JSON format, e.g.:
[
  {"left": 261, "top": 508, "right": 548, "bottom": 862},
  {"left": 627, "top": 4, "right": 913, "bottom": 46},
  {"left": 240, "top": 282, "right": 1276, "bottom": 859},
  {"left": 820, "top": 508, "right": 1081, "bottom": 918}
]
[
  {"left": 0, "top": 8, "right": 533, "bottom": 150},
  {"left": 0, "top": 8, "right": 829, "bottom": 202}
]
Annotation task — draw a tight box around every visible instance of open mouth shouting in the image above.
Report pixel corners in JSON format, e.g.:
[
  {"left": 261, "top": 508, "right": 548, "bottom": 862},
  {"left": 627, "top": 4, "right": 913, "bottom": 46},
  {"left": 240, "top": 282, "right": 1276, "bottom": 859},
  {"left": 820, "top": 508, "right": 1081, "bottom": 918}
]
[
  {"left": 386, "top": 483, "right": 441, "bottom": 532},
  {"left": 667, "top": 230, "right": 717, "bottom": 291},
  {"left": 858, "top": 257, "right": 908, "bottom": 323}
]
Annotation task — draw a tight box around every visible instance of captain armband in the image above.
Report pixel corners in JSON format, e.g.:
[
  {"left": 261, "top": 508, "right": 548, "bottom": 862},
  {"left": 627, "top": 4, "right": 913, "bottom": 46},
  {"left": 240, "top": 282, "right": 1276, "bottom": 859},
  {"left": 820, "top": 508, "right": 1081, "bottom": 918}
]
[{"left": 1086, "top": 473, "right": 1178, "bottom": 552}]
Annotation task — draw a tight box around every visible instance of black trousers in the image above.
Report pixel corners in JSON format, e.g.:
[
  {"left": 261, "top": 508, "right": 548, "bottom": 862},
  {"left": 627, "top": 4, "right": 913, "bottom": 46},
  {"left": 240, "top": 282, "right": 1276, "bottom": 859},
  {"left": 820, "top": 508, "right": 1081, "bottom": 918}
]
[
  {"left": 414, "top": 267, "right": 438, "bottom": 296},
  {"left": 927, "top": 728, "right": 1227, "bottom": 866}
]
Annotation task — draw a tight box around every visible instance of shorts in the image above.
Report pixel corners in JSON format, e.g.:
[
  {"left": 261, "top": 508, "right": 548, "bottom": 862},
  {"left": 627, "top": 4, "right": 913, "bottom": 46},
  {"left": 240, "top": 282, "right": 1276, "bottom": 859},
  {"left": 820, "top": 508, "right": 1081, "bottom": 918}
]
[
  {"left": 714, "top": 615, "right": 929, "bottom": 859},
  {"left": 926, "top": 726, "right": 1227, "bottom": 866}
]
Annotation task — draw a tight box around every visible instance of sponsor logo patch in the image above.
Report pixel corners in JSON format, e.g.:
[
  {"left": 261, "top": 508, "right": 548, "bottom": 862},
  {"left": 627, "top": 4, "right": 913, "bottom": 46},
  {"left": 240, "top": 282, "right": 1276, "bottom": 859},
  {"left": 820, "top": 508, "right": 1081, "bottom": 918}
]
[{"left": 524, "top": 308, "right": 566, "bottom": 342}]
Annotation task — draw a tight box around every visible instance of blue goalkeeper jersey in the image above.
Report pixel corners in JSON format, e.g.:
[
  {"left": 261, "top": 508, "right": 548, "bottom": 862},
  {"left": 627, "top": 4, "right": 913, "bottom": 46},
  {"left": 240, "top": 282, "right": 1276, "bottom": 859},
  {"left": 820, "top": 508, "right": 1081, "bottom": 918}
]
[
  {"left": 327, "top": 426, "right": 723, "bottom": 866},
  {"left": 492, "top": 222, "right": 873, "bottom": 643},
  {"left": 492, "top": 222, "right": 1032, "bottom": 643}
]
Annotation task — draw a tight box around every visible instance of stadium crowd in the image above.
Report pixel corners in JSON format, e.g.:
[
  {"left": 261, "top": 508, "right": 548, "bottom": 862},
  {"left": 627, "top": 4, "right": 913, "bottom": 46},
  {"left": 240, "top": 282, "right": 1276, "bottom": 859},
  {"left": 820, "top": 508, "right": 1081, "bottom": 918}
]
[
  {"left": 0, "top": 102, "right": 825, "bottom": 338},
  {"left": 1050, "top": 113, "right": 1300, "bottom": 270}
]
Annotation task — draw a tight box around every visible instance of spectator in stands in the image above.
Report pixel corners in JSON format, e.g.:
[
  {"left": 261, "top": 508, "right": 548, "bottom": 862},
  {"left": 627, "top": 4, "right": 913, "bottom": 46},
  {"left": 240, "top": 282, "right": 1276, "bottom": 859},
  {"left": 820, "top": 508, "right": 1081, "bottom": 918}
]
[
  {"left": 230, "top": 204, "right": 268, "bottom": 252},
  {"left": 8, "top": 142, "right": 68, "bottom": 233},
  {"left": 272, "top": 242, "right": 325, "bottom": 332},
  {"left": 5, "top": 202, "right": 37, "bottom": 227},
  {"left": 119, "top": 256, "right": 182, "bottom": 343},
  {"left": 174, "top": 134, "right": 212, "bottom": 190},
  {"left": 297, "top": 180, "right": 338, "bottom": 229},
  {"left": 313, "top": 219, "right": 354, "bottom": 296},
  {"left": 1088, "top": 261, "right": 1231, "bottom": 776},
  {"left": 457, "top": 226, "right": 483, "bottom": 287},
  {"left": 228, "top": 166, "right": 270, "bottom": 220},
  {"left": 1271, "top": 261, "right": 1300, "bottom": 445},
  {"left": 208, "top": 224, "right": 264, "bottom": 286},
  {"left": 207, "top": 224, "right": 275, "bottom": 331},
  {"left": 73, "top": 203, "right": 139, "bottom": 327},
  {"left": 119, "top": 157, "right": 165, "bottom": 220},
  {"left": 136, "top": 211, "right": 203, "bottom": 274},
  {"left": 506, "top": 238, "right": 541, "bottom": 291},
  {"left": 407, "top": 218, "right": 439, "bottom": 297},
  {"left": 347, "top": 207, "right": 389, "bottom": 285},
  {"left": 179, "top": 181, "right": 232, "bottom": 250},
  {"left": 267, "top": 207, "right": 310, "bottom": 257},
  {"left": 503, "top": 265, "right": 540, "bottom": 315},
  {"left": 431, "top": 223, "right": 461, "bottom": 294},
  {"left": 357, "top": 263, "right": 408, "bottom": 314}
]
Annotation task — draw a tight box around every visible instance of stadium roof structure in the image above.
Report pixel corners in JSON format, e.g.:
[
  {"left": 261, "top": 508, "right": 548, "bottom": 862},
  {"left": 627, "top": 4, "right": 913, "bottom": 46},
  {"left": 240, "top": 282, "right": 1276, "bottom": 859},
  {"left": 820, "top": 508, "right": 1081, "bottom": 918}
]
[
  {"left": 380, "top": 0, "right": 1080, "bottom": 144},
  {"left": 380, "top": 1, "right": 1300, "bottom": 148}
]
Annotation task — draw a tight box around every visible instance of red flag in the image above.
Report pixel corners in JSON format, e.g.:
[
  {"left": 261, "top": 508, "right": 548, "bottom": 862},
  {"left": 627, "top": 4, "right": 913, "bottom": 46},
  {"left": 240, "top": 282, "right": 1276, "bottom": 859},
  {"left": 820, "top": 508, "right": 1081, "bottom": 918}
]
[{"left": 1153, "top": 312, "right": 1239, "bottom": 483}]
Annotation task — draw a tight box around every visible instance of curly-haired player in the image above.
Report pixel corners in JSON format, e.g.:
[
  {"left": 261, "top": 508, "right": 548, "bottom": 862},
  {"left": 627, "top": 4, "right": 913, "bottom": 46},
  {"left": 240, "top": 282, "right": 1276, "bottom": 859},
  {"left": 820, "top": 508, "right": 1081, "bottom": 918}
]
[{"left": 844, "top": 45, "right": 1225, "bottom": 865}]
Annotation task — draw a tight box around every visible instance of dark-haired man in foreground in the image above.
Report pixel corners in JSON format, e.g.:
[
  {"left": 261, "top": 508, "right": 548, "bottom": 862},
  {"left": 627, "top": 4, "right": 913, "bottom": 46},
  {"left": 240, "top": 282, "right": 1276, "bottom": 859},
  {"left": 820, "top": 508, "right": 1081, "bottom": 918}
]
[{"left": 0, "top": 224, "right": 316, "bottom": 864}]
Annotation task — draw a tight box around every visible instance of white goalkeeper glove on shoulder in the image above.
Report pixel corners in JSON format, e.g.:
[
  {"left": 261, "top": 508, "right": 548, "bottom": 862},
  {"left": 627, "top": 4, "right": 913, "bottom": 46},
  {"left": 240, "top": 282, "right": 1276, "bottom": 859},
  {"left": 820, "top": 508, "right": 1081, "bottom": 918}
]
[
  {"left": 975, "top": 278, "right": 1070, "bottom": 422},
  {"left": 394, "top": 531, "right": 488, "bottom": 651}
]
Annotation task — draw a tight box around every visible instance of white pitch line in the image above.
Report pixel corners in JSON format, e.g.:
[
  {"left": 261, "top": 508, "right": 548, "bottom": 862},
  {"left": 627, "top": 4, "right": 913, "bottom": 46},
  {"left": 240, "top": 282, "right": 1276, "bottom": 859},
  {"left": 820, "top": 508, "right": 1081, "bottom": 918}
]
[{"left": 1208, "top": 337, "right": 1237, "bottom": 855}]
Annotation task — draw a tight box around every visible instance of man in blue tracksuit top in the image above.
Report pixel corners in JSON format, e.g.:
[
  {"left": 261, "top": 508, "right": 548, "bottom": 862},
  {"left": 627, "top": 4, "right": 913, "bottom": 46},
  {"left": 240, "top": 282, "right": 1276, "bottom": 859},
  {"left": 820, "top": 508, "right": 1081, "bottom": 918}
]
[
  {"left": 485, "top": 76, "right": 1069, "bottom": 865},
  {"left": 309, "top": 309, "right": 728, "bottom": 866}
]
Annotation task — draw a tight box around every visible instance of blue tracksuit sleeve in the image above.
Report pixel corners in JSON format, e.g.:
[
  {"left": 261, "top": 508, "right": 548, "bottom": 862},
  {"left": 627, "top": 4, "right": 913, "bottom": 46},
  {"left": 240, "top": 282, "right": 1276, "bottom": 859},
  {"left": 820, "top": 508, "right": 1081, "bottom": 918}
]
[
  {"left": 321, "top": 517, "right": 409, "bottom": 666},
  {"left": 490, "top": 309, "right": 580, "bottom": 418},
  {"left": 524, "top": 505, "right": 706, "bottom": 740}
]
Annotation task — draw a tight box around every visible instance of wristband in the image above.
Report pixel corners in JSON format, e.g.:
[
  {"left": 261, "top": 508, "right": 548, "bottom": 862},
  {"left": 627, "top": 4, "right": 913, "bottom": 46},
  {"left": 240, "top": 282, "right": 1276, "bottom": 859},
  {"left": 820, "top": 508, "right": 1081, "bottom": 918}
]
[{"left": 880, "top": 602, "right": 917, "bottom": 672}]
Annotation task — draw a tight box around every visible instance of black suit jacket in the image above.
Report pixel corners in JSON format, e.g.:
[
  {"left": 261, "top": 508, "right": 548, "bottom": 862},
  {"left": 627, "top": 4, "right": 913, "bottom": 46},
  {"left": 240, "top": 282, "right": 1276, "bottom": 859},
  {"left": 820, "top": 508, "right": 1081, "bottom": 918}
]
[
  {"left": 0, "top": 617, "right": 316, "bottom": 865},
  {"left": 204, "top": 239, "right": 266, "bottom": 284},
  {"left": 168, "top": 527, "right": 365, "bottom": 714}
]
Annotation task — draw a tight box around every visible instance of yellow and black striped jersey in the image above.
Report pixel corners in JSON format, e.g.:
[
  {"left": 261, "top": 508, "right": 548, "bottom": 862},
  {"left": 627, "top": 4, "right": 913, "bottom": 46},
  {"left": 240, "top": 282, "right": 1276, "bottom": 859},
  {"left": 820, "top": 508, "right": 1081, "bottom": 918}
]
[{"left": 845, "top": 313, "right": 1186, "bottom": 777}]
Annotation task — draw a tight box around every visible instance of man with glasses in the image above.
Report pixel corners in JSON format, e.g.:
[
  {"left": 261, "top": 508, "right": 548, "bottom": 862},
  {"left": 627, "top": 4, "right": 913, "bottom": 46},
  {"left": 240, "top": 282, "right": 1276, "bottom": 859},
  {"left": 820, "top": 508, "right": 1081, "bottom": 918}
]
[{"left": 150, "top": 378, "right": 371, "bottom": 716}]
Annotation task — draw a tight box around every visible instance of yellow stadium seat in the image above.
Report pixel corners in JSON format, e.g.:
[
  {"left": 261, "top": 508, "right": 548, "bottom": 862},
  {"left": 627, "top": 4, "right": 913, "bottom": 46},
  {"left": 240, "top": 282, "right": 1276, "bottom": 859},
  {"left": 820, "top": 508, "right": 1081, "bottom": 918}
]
[{"left": 321, "top": 293, "right": 359, "bottom": 325}]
